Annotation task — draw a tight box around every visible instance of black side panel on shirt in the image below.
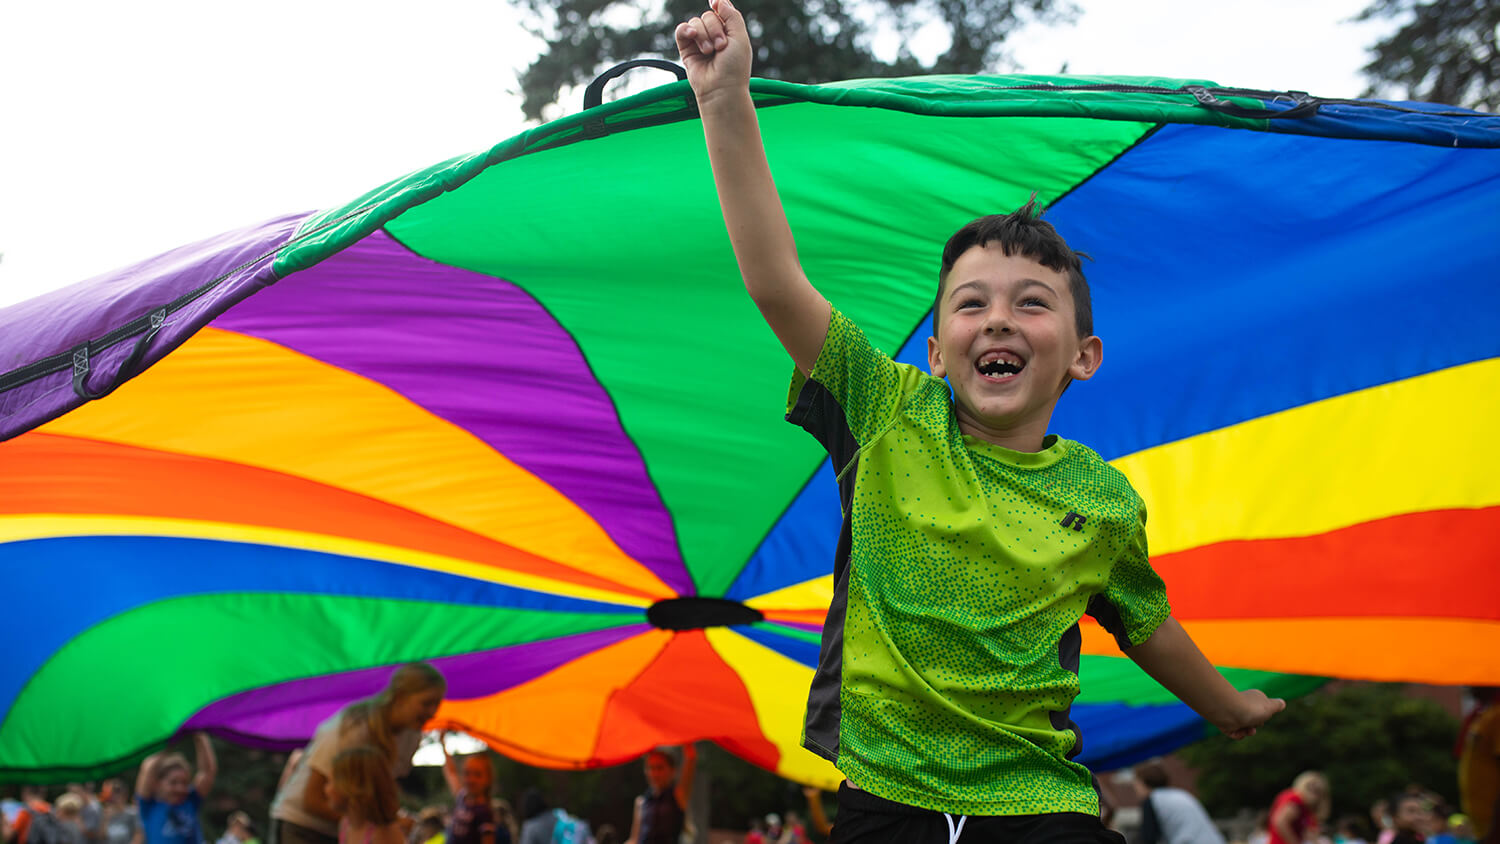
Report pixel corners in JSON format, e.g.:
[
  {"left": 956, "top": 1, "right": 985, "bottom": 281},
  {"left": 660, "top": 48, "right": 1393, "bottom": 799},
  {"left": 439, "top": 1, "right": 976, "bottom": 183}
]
[
  {"left": 1085, "top": 594, "right": 1137, "bottom": 651},
  {"left": 786, "top": 376, "right": 860, "bottom": 762},
  {"left": 1051, "top": 623, "right": 1085, "bottom": 761}
]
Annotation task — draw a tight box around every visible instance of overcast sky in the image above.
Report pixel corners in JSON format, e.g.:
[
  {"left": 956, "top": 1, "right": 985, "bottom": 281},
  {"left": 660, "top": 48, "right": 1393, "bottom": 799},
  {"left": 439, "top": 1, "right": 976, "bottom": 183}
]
[{"left": 0, "top": 0, "right": 1392, "bottom": 308}]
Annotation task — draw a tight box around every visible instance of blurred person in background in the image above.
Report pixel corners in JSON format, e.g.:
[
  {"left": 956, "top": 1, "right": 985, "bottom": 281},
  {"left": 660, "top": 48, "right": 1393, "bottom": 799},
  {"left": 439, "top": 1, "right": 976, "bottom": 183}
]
[
  {"left": 135, "top": 733, "right": 217, "bottom": 844},
  {"left": 439, "top": 744, "right": 500, "bottom": 844},
  {"left": 625, "top": 746, "right": 695, "bottom": 844},
  {"left": 1133, "top": 761, "right": 1225, "bottom": 844},
  {"left": 63, "top": 787, "right": 100, "bottom": 842},
  {"left": 1388, "top": 793, "right": 1430, "bottom": 844},
  {"left": 51, "top": 795, "right": 88, "bottom": 844},
  {"left": 99, "top": 782, "right": 141, "bottom": 844},
  {"left": 1268, "top": 772, "right": 1329, "bottom": 844},
  {"left": 1459, "top": 687, "right": 1500, "bottom": 844},
  {"left": 271, "top": 665, "right": 445, "bottom": 844},
  {"left": 214, "top": 813, "right": 256, "bottom": 844}
]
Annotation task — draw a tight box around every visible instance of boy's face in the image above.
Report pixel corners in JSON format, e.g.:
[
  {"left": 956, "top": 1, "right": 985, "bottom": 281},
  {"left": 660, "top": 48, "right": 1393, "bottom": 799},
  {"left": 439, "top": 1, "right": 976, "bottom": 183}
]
[
  {"left": 462, "top": 758, "right": 491, "bottom": 795},
  {"left": 644, "top": 753, "right": 675, "bottom": 791},
  {"left": 928, "top": 245, "right": 1100, "bottom": 447},
  {"left": 159, "top": 769, "right": 191, "bottom": 805},
  {"left": 1394, "top": 797, "right": 1426, "bottom": 832}
]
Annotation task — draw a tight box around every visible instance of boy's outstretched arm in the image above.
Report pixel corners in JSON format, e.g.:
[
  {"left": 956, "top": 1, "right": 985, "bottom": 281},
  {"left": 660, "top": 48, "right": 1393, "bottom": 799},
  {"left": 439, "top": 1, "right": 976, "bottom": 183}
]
[
  {"left": 1125, "top": 616, "right": 1286, "bottom": 739},
  {"left": 676, "top": 0, "right": 830, "bottom": 373}
]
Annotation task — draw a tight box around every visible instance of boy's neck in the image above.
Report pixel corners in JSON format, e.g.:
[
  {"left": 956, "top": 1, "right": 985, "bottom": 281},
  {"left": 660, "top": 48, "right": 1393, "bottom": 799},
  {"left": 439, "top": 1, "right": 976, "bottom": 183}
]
[{"left": 953, "top": 405, "right": 1053, "bottom": 453}]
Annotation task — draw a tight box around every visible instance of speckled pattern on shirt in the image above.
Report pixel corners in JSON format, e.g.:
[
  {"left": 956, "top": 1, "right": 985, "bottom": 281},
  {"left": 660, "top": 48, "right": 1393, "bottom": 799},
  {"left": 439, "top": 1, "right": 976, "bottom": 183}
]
[{"left": 787, "top": 307, "right": 1170, "bottom": 816}]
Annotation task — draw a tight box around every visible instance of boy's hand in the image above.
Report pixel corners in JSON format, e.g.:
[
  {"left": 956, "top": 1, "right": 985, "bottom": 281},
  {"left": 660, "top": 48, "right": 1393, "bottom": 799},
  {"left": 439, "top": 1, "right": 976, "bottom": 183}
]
[
  {"left": 674, "top": 0, "right": 752, "bottom": 104},
  {"left": 1127, "top": 618, "right": 1287, "bottom": 742},
  {"left": 1216, "top": 689, "right": 1286, "bottom": 739}
]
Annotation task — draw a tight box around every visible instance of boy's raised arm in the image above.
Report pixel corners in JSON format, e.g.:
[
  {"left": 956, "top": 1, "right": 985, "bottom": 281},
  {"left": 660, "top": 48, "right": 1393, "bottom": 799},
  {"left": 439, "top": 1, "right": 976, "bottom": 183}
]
[
  {"left": 1125, "top": 616, "right": 1286, "bottom": 739},
  {"left": 676, "top": 0, "right": 830, "bottom": 374}
]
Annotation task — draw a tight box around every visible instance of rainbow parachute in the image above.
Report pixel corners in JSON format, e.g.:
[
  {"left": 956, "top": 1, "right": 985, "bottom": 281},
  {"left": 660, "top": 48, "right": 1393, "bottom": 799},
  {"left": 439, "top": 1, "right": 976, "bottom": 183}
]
[{"left": 2, "top": 74, "right": 1497, "bottom": 784}]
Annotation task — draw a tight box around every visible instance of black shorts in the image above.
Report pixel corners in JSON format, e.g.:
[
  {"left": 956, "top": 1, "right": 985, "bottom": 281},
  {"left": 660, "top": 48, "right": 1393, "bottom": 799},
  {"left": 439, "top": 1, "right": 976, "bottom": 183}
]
[
  {"left": 274, "top": 820, "right": 338, "bottom": 844},
  {"left": 828, "top": 782, "right": 1126, "bottom": 844}
]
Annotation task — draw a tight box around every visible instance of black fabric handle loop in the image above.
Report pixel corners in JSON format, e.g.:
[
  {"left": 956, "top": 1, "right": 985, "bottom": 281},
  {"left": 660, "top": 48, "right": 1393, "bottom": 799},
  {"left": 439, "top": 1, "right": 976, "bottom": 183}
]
[
  {"left": 583, "top": 59, "right": 687, "bottom": 110},
  {"left": 72, "top": 307, "right": 167, "bottom": 401},
  {"left": 1183, "top": 85, "right": 1322, "bottom": 120}
]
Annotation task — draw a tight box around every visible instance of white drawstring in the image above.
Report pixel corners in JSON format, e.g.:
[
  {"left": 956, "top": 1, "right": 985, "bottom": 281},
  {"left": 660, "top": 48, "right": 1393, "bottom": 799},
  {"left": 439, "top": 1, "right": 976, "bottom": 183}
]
[{"left": 944, "top": 812, "right": 968, "bottom": 844}]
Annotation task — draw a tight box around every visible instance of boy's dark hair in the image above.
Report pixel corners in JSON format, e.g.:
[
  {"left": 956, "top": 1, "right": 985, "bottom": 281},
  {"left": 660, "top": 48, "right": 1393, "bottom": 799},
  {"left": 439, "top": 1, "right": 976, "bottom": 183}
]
[
  {"left": 1335, "top": 815, "right": 1372, "bottom": 838},
  {"left": 645, "top": 748, "right": 677, "bottom": 769},
  {"left": 520, "top": 788, "right": 549, "bottom": 820},
  {"left": 935, "top": 198, "right": 1092, "bottom": 339},
  {"left": 1135, "top": 761, "right": 1170, "bottom": 790}
]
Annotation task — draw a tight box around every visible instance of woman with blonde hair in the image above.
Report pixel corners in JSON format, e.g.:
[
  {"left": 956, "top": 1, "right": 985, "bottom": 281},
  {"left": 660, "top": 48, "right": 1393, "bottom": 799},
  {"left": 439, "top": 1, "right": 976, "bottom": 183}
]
[
  {"left": 1268, "top": 771, "right": 1330, "bottom": 844},
  {"left": 271, "top": 664, "right": 447, "bottom": 844}
]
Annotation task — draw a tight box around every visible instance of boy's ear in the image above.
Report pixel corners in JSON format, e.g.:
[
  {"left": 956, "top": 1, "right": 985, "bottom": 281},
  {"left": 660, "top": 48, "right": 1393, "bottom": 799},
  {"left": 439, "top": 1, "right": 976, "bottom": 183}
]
[
  {"left": 1069, "top": 335, "right": 1103, "bottom": 381},
  {"left": 927, "top": 335, "right": 947, "bottom": 378}
]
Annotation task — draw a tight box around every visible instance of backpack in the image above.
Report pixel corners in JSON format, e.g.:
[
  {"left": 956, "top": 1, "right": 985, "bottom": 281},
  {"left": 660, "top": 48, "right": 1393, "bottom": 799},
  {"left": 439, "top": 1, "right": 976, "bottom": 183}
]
[
  {"left": 548, "top": 809, "right": 590, "bottom": 844},
  {"left": 25, "top": 812, "right": 65, "bottom": 844}
]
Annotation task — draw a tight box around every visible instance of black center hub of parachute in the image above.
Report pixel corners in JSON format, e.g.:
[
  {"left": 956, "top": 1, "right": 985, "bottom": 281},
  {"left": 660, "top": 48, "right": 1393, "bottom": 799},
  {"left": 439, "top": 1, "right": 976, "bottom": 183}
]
[{"left": 647, "top": 597, "right": 764, "bottom": 630}]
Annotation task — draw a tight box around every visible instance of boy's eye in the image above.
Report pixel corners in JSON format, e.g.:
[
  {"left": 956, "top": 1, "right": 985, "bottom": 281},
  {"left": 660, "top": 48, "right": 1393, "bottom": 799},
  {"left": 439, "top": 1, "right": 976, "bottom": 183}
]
[
  {"left": 1019, "top": 296, "right": 1049, "bottom": 308},
  {"left": 957, "top": 298, "right": 983, "bottom": 309}
]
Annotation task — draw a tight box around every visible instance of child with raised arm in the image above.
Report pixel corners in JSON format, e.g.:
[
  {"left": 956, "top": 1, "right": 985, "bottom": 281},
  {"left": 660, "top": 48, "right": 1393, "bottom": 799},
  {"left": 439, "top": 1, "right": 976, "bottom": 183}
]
[
  {"left": 674, "top": 3, "right": 1286, "bottom": 841},
  {"left": 135, "top": 733, "right": 216, "bottom": 844},
  {"left": 439, "top": 739, "right": 503, "bottom": 844}
]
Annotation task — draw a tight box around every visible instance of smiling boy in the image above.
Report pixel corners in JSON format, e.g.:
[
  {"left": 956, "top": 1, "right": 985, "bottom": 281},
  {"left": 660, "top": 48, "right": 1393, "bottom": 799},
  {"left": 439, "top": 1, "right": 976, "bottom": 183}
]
[{"left": 677, "top": 1, "right": 1284, "bottom": 842}]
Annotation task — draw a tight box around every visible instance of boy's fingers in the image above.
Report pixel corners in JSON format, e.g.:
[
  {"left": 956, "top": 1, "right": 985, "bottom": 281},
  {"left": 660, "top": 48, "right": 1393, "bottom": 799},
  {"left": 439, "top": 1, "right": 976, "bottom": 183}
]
[
  {"left": 698, "top": 8, "right": 728, "bottom": 46},
  {"left": 683, "top": 15, "right": 712, "bottom": 54},
  {"left": 711, "top": 0, "right": 743, "bottom": 27},
  {"left": 674, "top": 22, "right": 699, "bottom": 55},
  {"left": 694, "top": 15, "right": 717, "bottom": 53}
]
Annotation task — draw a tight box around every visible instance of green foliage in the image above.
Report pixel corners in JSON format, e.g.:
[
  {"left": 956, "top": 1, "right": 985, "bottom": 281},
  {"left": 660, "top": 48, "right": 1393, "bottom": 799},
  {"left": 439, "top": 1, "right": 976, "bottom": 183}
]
[
  {"left": 1179, "top": 684, "right": 1460, "bottom": 821},
  {"left": 514, "top": 0, "right": 1075, "bottom": 120},
  {"left": 1357, "top": 0, "right": 1499, "bottom": 110}
]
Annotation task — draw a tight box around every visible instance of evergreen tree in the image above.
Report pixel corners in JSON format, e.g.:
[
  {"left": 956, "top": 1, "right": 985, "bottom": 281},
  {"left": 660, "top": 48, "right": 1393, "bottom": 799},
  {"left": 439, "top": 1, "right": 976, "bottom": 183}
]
[
  {"left": 514, "top": 0, "right": 1074, "bottom": 120},
  {"left": 1358, "top": 0, "right": 1499, "bottom": 110},
  {"left": 1179, "top": 684, "right": 1459, "bottom": 821}
]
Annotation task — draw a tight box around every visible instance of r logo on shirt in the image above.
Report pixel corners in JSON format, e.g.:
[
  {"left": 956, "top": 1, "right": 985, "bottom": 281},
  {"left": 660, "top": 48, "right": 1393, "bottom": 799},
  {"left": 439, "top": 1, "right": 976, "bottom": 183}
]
[{"left": 1060, "top": 512, "right": 1087, "bottom": 531}]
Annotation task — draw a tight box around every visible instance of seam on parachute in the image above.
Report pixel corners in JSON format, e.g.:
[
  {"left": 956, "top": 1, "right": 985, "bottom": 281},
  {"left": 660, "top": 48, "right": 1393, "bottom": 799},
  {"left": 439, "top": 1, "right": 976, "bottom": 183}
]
[
  {"left": 376, "top": 227, "right": 696, "bottom": 600},
  {"left": 583, "top": 629, "right": 678, "bottom": 762},
  {"left": 0, "top": 735, "right": 166, "bottom": 785},
  {"left": 7, "top": 429, "right": 529, "bottom": 546},
  {"left": 1, "top": 203, "right": 385, "bottom": 438},
  {"left": 0, "top": 586, "right": 646, "bottom": 742},
  {"left": 880, "top": 113, "right": 1154, "bottom": 383},
  {"left": 1048, "top": 123, "right": 1165, "bottom": 209},
  {"left": 721, "top": 454, "right": 829, "bottom": 603}
]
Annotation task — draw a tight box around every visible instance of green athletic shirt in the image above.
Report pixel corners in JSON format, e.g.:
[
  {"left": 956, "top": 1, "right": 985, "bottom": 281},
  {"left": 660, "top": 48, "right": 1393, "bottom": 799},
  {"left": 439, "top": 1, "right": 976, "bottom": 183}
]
[{"left": 786, "top": 307, "right": 1171, "bottom": 816}]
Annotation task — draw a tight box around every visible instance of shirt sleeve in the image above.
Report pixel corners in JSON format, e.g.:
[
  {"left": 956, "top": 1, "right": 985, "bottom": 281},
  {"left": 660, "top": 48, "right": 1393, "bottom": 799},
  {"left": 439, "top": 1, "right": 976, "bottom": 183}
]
[
  {"left": 1138, "top": 793, "right": 1161, "bottom": 844},
  {"left": 392, "top": 730, "right": 420, "bottom": 778},
  {"left": 306, "top": 717, "right": 343, "bottom": 777},
  {"left": 1086, "top": 499, "right": 1171, "bottom": 650},
  {"left": 786, "top": 307, "right": 904, "bottom": 447}
]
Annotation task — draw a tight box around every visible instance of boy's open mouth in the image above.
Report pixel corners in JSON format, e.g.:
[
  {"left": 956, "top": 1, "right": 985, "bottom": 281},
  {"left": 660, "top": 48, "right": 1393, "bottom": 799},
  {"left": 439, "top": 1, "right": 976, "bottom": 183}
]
[{"left": 975, "top": 350, "right": 1025, "bottom": 381}]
